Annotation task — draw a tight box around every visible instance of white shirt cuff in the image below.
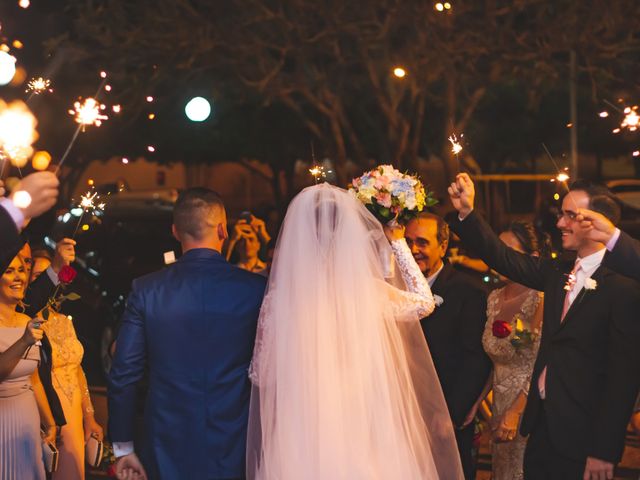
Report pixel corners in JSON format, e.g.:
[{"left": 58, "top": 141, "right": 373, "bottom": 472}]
[
  {"left": 605, "top": 228, "right": 621, "bottom": 251},
  {"left": 113, "top": 441, "right": 135, "bottom": 458},
  {"left": 45, "top": 266, "right": 60, "bottom": 285},
  {"left": 458, "top": 209, "right": 473, "bottom": 221},
  {"left": 0, "top": 198, "right": 25, "bottom": 230}
]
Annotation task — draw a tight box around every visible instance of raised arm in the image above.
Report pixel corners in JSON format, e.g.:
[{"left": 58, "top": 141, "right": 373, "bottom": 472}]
[
  {"left": 385, "top": 225, "right": 435, "bottom": 320},
  {"left": 448, "top": 174, "right": 550, "bottom": 291},
  {"left": 577, "top": 208, "right": 640, "bottom": 282}
]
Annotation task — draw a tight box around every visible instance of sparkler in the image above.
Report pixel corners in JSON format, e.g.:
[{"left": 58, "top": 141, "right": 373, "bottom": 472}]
[
  {"left": 621, "top": 107, "right": 639, "bottom": 132},
  {"left": 69, "top": 97, "right": 108, "bottom": 130},
  {"left": 448, "top": 134, "right": 463, "bottom": 155},
  {"left": 542, "top": 143, "right": 578, "bottom": 211},
  {"left": 55, "top": 72, "right": 109, "bottom": 175},
  {"left": 72, "top": 190, "right": 106, "bottom": 237},
  {"left": 26, "top": 77, "right": 52, "bottom": 95}
]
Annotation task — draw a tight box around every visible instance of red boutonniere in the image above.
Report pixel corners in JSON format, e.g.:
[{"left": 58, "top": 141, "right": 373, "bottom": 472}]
[{"left": 491, "top": 320, "right": 512, "bottom": 338}]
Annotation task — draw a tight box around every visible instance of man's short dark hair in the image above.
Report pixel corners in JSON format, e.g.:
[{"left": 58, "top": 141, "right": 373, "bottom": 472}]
[
  {"left": 173, "top": 188, "right": 225, "bottom": 240},
  {"left": 414, "top": 212, "right": 450, "bottom": 246},
  {"left": 568, "top": 180, "right": 621, "bottom": 224}
]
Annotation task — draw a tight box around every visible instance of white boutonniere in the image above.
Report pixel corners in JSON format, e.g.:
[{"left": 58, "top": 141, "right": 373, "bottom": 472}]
[
  {"left": 584, "top": 278, "right": 598, "bottom": 290},
  {"left": 434, "top": 295, "right": 444, "bottom": 307}
]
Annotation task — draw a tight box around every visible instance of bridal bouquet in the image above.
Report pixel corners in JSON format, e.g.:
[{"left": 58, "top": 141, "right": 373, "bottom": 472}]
[{"left": 350, "top": 165, "right": 436, "bottom": 224}]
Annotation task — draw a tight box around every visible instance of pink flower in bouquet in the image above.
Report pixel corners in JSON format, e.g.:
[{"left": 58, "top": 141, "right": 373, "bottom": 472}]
[{"left": 376, "top": 191, "right": 392, "bottom": 208}]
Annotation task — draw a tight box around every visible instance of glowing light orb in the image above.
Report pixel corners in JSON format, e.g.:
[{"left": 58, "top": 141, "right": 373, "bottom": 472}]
[
  {"left": 12, "top": 190, "right": 31, "bottom": 208},
  {"left": 18, "top": 0, "right": 30, "bottom": 8},
  {"left": 393, "top": 67, "right": 406, "bottom": 78},
  {"left": 185, "top": 97, "right": 211, "bottom": 122},
  {"left": 0, "top": 100, "right": 38, "bottom": 167},
  {"left": 32, "top": 151, "right": 51, "bottom": 170},
  {"left": 598, "top": 111, "right": 609, "bottom": 118},
  {"left": 0, "top": 51, "right": 17, "bottom": 86},
  {"left": 435, "top": 3, "right": 445, "bottom": 11},
  {"left": 122, "top": 157, "right": 129, "bottom": 164}
]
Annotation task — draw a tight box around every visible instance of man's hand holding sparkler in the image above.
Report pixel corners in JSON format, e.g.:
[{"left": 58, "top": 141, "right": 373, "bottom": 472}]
[
  {"left": 448, "top": 173, "right": 476, "bottom": 219},
  {"left": 575, "top": 208, "right": 617, "bottom": 245},
  {"left": 51, "top": 238, "right": 76, "bottom": 274}
]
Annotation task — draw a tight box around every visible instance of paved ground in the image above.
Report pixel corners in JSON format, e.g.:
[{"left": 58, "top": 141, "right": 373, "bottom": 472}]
[{"left": 86, "top": 387, "right": 640, "bottom": 479}]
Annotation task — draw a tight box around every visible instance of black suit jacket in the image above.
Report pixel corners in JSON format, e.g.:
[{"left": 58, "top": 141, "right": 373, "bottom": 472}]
[
  {"left": 451, "top": 211, "right": 640, "bottom": 463},
  {"left": 421, "top": 263, "right": 491, "bottom": 427},
  {"left": 605, "top": 230, "right": 640, "bottom": 282},
  {"left": 0, "top": 206, "right": 23, "bottom": 271}
]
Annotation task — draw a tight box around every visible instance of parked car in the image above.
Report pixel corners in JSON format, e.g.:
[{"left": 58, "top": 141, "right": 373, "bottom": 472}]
[{"left": 47, "top": 189, "right": 180, "bottom": 384}]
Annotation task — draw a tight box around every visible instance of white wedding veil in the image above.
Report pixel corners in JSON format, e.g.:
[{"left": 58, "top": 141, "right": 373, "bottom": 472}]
[{"left": 247, "top": 183, "right": 463, "bottom": 479}]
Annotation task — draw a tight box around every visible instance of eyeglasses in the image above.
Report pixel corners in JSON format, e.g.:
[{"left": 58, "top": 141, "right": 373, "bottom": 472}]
[
  {"left": 405, "top": 238, "right": 429, "bottom": 249},
  {"left": 556, "top": 210, "right": 578, "bottom": 221}
]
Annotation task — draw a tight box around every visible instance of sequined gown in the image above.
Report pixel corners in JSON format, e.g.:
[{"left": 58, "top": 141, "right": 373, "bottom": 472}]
[
  {"left": 482, "top": 287, "right": 542, "bottom": 480},
  {"left": 43, "top": 313, "right": 92, "bottom": 480},
  {"left": 0, "top": 327, "right": 45, "bottom": 480}
]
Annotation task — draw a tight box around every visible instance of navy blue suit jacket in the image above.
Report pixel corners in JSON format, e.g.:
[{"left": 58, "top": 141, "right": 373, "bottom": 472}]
[{"left": 108, "top": 248, "right": 266, "bottom": 479}]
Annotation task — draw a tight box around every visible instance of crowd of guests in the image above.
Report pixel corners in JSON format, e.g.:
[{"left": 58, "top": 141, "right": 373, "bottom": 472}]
[
  {"left": 2, "top": 170, "right": 640, "bottom": 480},
  {"left": 0, "top": 172, "right": 102, "bottom": 479}
]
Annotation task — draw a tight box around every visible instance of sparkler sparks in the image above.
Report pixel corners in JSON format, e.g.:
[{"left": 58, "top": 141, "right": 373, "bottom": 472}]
[
  {"left": 309, "top": 165, "right": 332, "bottom": 183},
  {"left": 78, "top": 191, "right": 106, "bottom": 214},
  {"left": 26, "top": 77, "right": 52, "bottom": 95},
  {"left": 69, "top": 97, "right": 108, "bottom": 129},
  {"left": 0, "top": 100, "right": 38, "bottom": 167},
  {"left": 622, "top": 106, "right": 639, "bottom": 131},
  {"left": 448, "top": 134, "right": 463, "bottom": 155}
]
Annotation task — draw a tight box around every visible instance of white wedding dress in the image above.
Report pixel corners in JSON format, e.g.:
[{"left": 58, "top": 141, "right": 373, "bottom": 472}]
[{"left": 247, "top": 183, "right": 463, "bottom": 480}]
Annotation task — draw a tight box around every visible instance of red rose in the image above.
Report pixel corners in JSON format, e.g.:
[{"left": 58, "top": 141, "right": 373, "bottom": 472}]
[
  {"left": 106, "top": 464, "right": 117, "bottom": 477},
  {"left": 492, "top": 320, "right": 512, "bottom": 338},
  {"left": 58, "top": 265, "right": 77, "bottom": 284}
]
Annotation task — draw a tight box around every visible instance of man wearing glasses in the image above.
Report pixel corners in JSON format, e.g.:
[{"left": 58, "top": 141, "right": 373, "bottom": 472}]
[{"left": 448, "top": 173, "right": 640, "bottom": 480}]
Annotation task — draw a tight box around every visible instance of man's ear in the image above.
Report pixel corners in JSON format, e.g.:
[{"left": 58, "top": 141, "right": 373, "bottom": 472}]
[
  {"left": 439, "top": 239, "right": 449, "bottom": 259},
  {"left": 218, "top": 223, "right": 228, "bottom": 242},
  {"left": 171, "top": 224, "right": 181, "bottom": 242}
]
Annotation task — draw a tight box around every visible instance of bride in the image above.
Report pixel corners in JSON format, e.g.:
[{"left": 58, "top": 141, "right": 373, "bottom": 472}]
[{"left": 247, "top": 183, "right": 463, "bottom": 479}]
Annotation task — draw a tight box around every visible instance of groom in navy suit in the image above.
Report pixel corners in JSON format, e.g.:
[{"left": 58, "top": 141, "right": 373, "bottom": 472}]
[{"left": 108, "top": 188, "right": 267, "bottom": 479}]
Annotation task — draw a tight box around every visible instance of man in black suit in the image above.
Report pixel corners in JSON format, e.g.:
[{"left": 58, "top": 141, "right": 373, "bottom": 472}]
[
  {"left": 576, "top": 208, "right": 640, "bottom": 282},
  {"left": 448, "top": 173, "right": 640, "bottom": 480},
  {"left": 405, "top": 213, "right": 491, "bottom": 479}
]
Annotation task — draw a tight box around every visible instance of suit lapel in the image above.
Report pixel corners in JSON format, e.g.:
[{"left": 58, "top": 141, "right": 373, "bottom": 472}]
[
  {"left": 430, "top": 263, "right": 454, "bottom": 298},
  {"left": 556, "top": 265, "right": 608, "bottom": 331}
]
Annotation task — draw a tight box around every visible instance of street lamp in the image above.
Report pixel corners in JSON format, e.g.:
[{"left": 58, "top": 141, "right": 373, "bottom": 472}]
[
  {"left": 185, "top": 97, "right": 211, "bottom": 122},
  {"left": 393, "top": 67, "right": 407, "bottom": 78}
]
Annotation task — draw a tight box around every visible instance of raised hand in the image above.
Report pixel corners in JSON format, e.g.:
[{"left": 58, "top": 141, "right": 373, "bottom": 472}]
[
  {"left": 10, "top": 172, "right": 59, "bottom": 224},
  {"left": 447, "top": 173, "right": 475, "bottom": 218},
  {"left": 576, "top": 208, "right": 616, "bottom": 245},
  {"left": 249, "top": 215, "right": 271, "bottom": 244},
  {"left": 383, "top": 222, "right": 405, "bottom": 242},
  {"left": 51, "top": 238, "right": 77, "bottom": 273}
]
